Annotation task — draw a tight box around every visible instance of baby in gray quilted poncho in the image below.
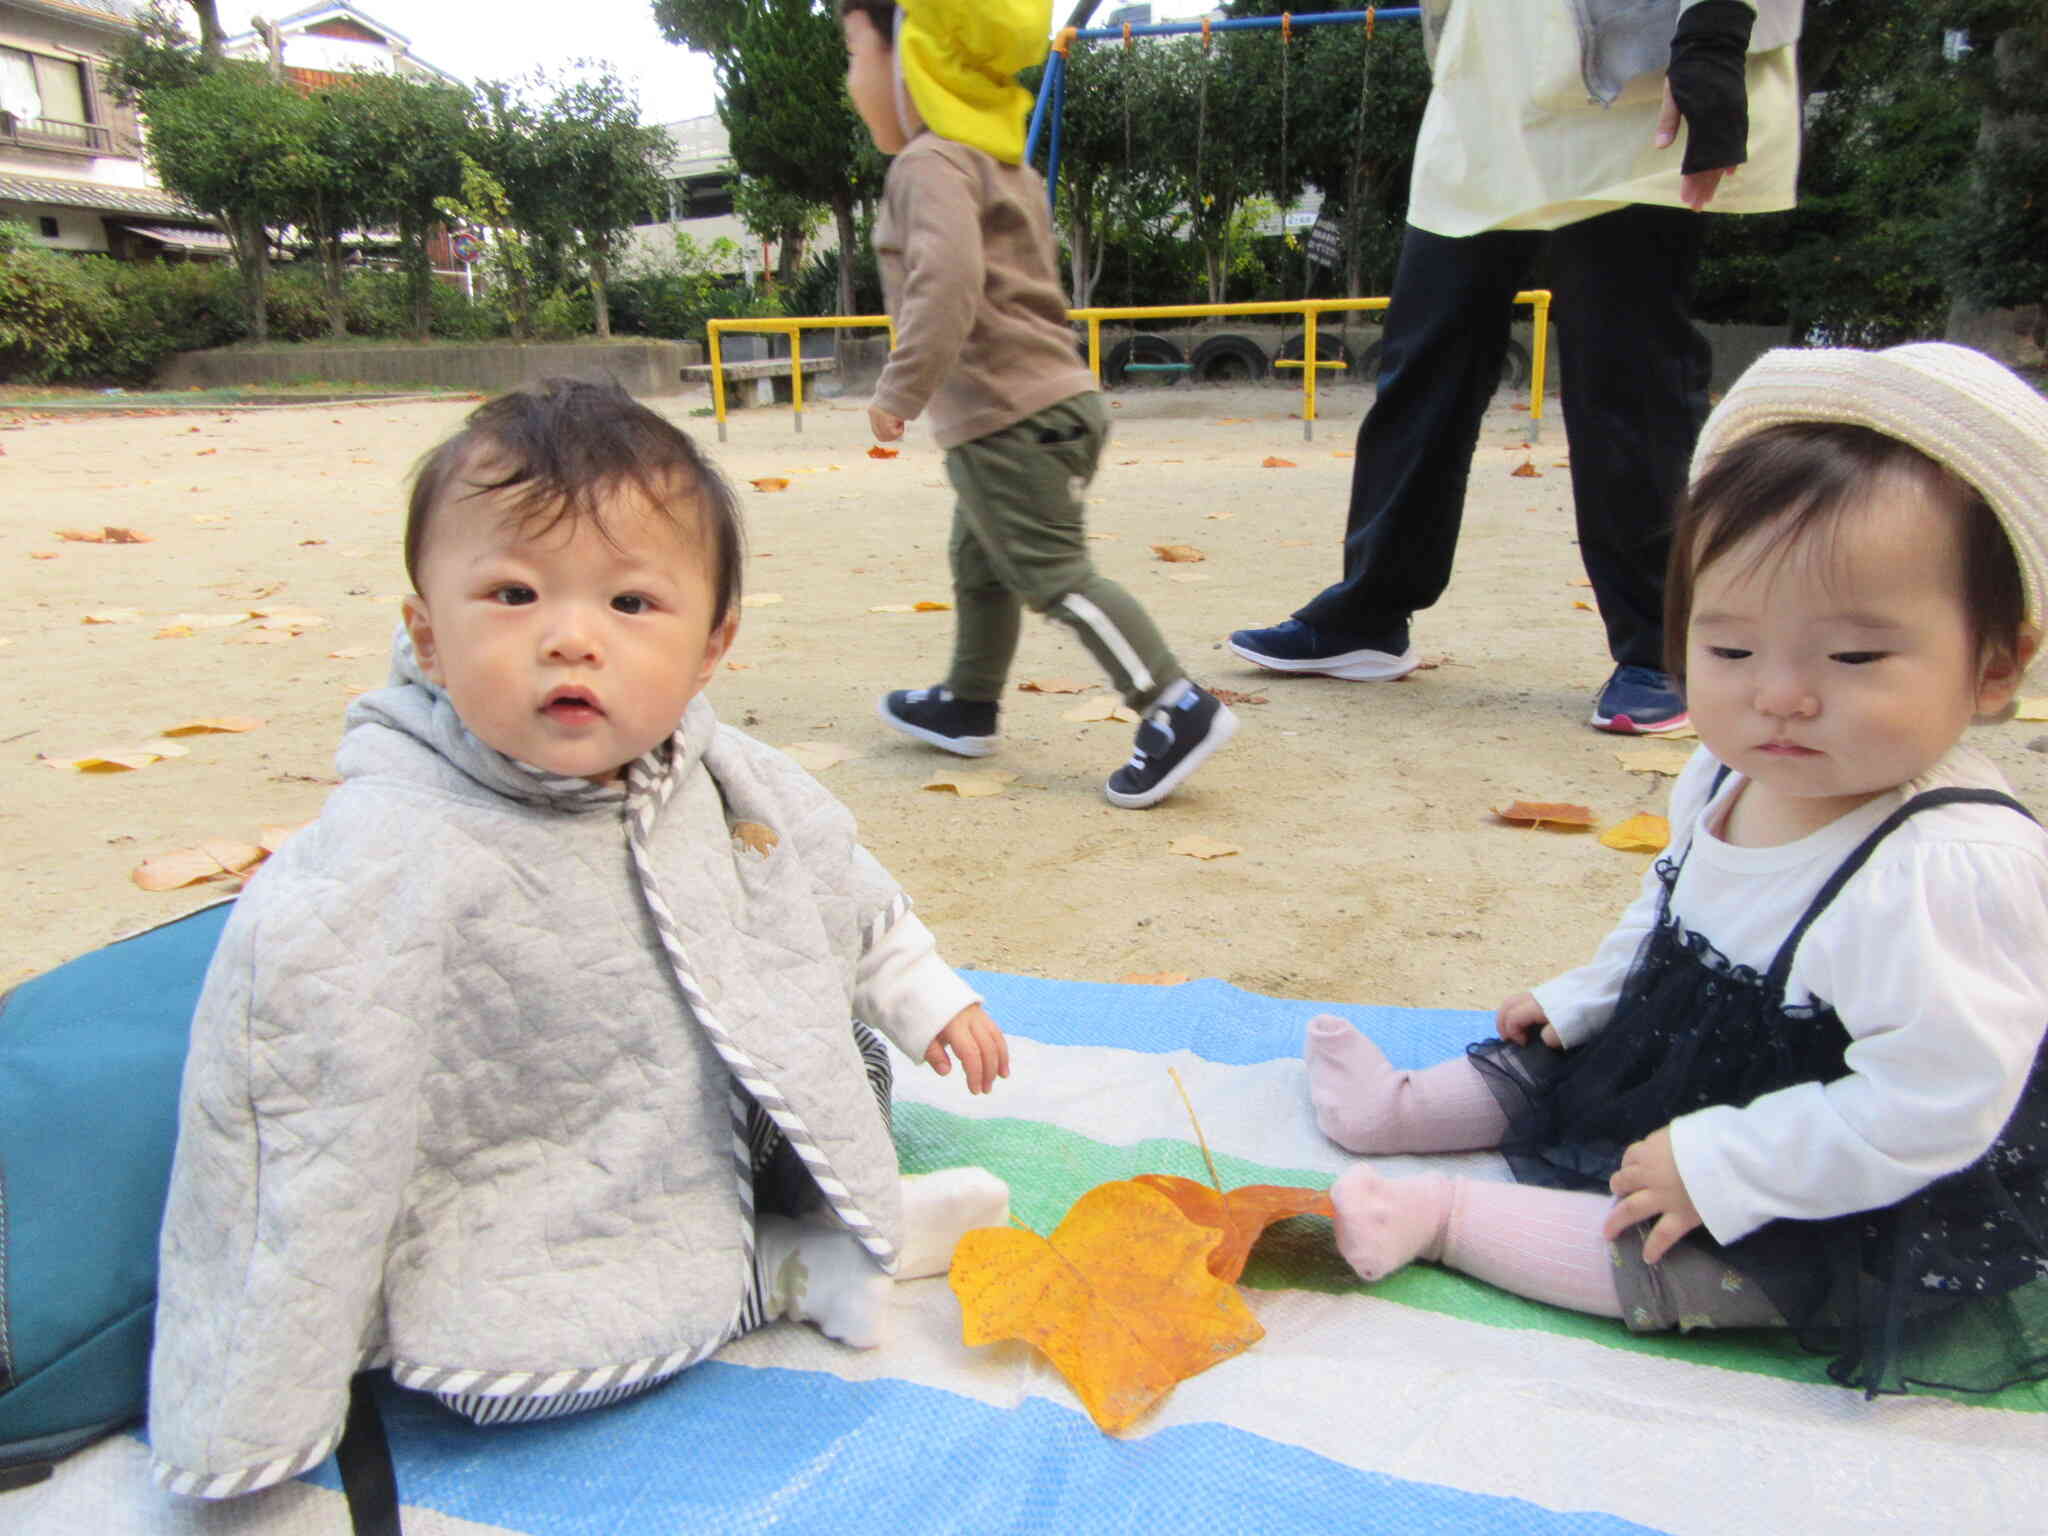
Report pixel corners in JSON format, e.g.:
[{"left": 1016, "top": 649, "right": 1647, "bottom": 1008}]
[{"left": 149, "top": 378, "right": 1012, "bottom": 1500}]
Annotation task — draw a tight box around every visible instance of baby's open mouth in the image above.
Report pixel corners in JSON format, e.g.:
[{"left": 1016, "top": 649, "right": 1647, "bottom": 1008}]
[{"left": 544, "top": 689, "right": 602, "bottom": 720}]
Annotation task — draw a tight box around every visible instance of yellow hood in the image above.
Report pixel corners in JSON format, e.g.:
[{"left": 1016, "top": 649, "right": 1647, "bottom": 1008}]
[{"left": 896, "top": 0, "right": 1051, "bottom": 166}]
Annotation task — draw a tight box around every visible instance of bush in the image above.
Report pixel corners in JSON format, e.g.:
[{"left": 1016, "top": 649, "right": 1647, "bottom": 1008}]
[
  {"left": 0, "top": 244, "right": 242, "bottom": 383},
  {"left": 609, "top": 233, "right": 781, "bottom": 342},
  {"left": 531, "top": 285, "right": 595, "bottom": 341},
  {"left": 784, "top": 240, "right": 884, "bottom": 319}
]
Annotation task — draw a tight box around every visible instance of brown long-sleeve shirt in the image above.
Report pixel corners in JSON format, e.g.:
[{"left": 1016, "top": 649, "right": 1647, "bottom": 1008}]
[{"left": 872, "top": 133, "right": 1095, "bottom": 450}]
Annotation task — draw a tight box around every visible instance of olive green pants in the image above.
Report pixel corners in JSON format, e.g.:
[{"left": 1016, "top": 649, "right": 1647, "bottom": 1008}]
[{"left": 942, "top": 393, "right": 1184, "bottom": 710}]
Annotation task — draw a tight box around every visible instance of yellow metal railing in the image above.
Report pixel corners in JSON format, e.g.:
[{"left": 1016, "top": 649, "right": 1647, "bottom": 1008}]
[
  {"left": 1071, "top": 293, "right": 1552, "bottom": 441},
  {"left": 701, "top": 293, "right": 1553, "bottom": 442},
  {"left": 704, "top": 315, "right": 896, "bottom": 441}
]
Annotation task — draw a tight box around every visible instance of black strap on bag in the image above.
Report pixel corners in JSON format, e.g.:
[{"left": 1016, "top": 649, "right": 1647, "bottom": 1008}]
[{"left": 336, "top": 1374, "right": 402, "bottom": 1536}]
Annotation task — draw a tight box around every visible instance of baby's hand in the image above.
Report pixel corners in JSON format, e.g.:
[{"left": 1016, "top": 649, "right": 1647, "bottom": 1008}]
[
  {"left": 868, "top": 403, "right": 906, "bottom": 442},
  {"left": 1496, "top": 991, "right": 1562, "bottom": 1050},
  {"left": 1605, "top": 1127, "right": 1703, "bottom": 1263},
  {"left": 924, "top": 1003, "right": 1009, "bottom": 1095}
]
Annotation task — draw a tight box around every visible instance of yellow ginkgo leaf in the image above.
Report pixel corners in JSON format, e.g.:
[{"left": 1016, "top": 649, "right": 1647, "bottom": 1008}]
[{"left": 1600, "top": 814, "right": 1671, "bottom": 853}]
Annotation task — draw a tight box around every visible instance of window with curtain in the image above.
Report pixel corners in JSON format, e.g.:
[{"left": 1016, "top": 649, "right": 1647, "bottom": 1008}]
[{"left": 1, "top": 47, "right": 94, "bottom": 145}]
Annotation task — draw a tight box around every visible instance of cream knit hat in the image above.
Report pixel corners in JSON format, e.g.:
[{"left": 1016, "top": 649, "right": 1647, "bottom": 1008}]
[{"left": 1691, "top": 343, "right": 2048, "bottom": 629}]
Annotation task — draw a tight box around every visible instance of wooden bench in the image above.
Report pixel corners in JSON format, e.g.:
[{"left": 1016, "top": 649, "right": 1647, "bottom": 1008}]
[{"left": 680, "top": 355, "right": 838, "bottom": 409}]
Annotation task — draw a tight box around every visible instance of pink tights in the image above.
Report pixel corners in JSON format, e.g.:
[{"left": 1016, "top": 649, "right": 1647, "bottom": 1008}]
[{"left": 1306, "top": 1014, "right": 1622, "bottom": 1319}]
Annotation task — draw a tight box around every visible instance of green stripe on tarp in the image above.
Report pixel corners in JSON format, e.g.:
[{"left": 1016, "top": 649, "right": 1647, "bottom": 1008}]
[{"left": 895, "top": 1102, "right": 2048, "bottom": 1413}]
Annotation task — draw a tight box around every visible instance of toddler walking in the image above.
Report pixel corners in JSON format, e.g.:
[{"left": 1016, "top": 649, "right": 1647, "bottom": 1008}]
[
  {"left": 1306, "top": 344, "right": 2048, "bottom": 1395},
  {"left": 150, "top": 379, "right": 1011, "bottom": 1498},
  {"left": 844, "top": 0, "right": 1237, "bottom": 807}
]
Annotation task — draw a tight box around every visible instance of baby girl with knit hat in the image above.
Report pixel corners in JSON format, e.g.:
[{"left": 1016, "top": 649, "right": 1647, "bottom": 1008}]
[{"left": 1307, "top": 343, "right": 2048, "bottom": 1396}]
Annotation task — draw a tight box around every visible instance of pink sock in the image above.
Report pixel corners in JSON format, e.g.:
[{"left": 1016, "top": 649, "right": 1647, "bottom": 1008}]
[
  {"left": 1304, "top": 1015, "right": 1509, "bottom": 1154},
  {"left": 1331, "top": 1169, "right": 1622, "bottom": 1318}
]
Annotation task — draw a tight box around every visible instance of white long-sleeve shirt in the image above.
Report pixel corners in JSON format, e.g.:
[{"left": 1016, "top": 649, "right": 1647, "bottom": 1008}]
[
  {"left": 1531, "top": 745, "right": 2048, "bottom": 1245},
  {"left": 1409, "top": 0, "right": 1803, "bottom": 237}
]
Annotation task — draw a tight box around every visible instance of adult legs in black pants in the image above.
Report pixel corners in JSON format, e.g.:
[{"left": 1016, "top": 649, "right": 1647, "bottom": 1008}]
[{"left": 1230, "top": 206, "right": 1708, "bottom": 730}]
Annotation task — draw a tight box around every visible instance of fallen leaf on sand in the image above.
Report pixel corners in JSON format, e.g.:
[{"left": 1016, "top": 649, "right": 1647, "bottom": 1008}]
[
  {"left": 30, "top": 551, "right": 58, "bottom": 560},
  {"left": 155, "top": 625, "right": 194, "bottom": 640},
  {"left": 1132, "top": 1175, "right": 1336, "bottom": 1283},
  {"left": 55, "top": 526, "right": 152, "bottom": 543},
  {"left": 1600, "top": 814, "right": 1671, "bottom": 854},
  {"left": 1331, "top": 450, "right": 1355, "bottom": 459},
  {"left": 131, "top": 840, "right": 267, "bottom": 891},
  {"left": 868, "top": 600, "right": 952, "bottom": 613},
  {"left": 741, "top": 593, "right": 784, "bottom": 608},
  {"left": 1121, "top": 972, "right": 1190, "bottom": 987},
  {"left": 1151, "top": 543, "right": 1205, "bottom": 563},
  {"left": 1019, "top": 678, "right": 1088, "bottom": 694},
  {"left": 1567, "top": 577, "right": 1592, "bottom": 588},
  {"left": 1510, "top": 460, "right": 1542, "bottom": 478},
  {"left": 1210, "top": 689, "right": 1268, "bottom": 706},
  {"left": 41, "top": 739, "right": 190, "bottom": 772},
  {"left": 923, "top": 769, "right": 1017, "bottom": 799},
  {"left": 1205, "top": 510, "right": 1235, "bottom": 520},
  {"left": 866, "top": 446, "right": 899, "bottom": 459},
  {"left": 949, "top": 1179, "right": 1264, "bottom": 1433},
  {"left": 1495, "top": 800, "right": 1597, "bottom": 831},
  {"left": 1571, "top": 600, "right": 1593, "bottom": 612},
  {"left": 1261, "top": 456, "right": 1297, "bottom": 469},
  {"left": 1063, "top": 696, "right": 1140, "bottom": 724},
  {"left": 2016, "top": 698, "right": 2048, "bottom": 722},
  {"left": 779, "top": 741, "right": 859, "bottom": 772},
  {"left": 1614, "top": 744, "right": 1691, "bottom": 777},
  {"left": 328, "top": 646, "right": 376, "bottom": 660},
  {"left": 81, "top": 609, "right": 143, "bottom": 625},
  {"left": 162, "top": 717, "right": 263, "bottom": 736},
  {"left": 749, "top": 477, "right": 790, "bottom": 492},
  {"left": 1169, "top": 835, "right": 1241, "bottom": 861},
  {"left": 250, "top": 609, "right": 328, "bottom": 633}
]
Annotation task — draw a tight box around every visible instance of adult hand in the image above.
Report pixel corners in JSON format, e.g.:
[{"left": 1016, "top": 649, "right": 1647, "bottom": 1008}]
[
  {"left": 868, "top": 403, "right": 906, "bottom": 442},
  {"left": 1496, "top": 991, "right": 1562, "bottom": 1050},
  {"left": 1604, "top": 1127, "right": 1703, "bottom": 1263},
  {"left": 1657, "top": 0, "right": 1755, "bottom": 210},
  {"left": 924, "top": 1002, "right": 1010, "bottom": 1094}
]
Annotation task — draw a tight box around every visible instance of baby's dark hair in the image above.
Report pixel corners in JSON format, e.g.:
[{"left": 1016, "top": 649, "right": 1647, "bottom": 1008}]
[
  {"left": 405, "top": 376, "right": 744, "bottom": 627},
  {"left": 838, "top": 0, "right": 896, "bottom": 40},
  {"left": 1664, "top": 421, "right": 2025, "bottom": 681}
]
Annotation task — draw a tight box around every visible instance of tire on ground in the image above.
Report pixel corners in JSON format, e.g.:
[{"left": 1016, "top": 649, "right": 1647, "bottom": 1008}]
[{"left": 1188, "top": 333, "right": 1269, "bottom": 384}]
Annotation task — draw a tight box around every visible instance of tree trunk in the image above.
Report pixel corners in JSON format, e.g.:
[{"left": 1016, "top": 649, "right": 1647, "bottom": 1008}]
[
  {"left": 1204, "top": 242, "right": 1225, "bottom": 307},
  {"left": 1944, "top": 28, "right": 2048, "bottom": 365},
  {"left": 590, "top": 248, "right": 611, "bottom": 339},
  {"left": 774, "top": 219, "right": 805, "bottom": 288},
  {"left": 187, "top": 0, "right": 226, "bottom": 60},
  {"left": 402, "top": 217, "right": 432, "bottom": 342},
  {"left": 323, "top": 235, "right": 347, "bottom": 338},
  {"left": 228, "top": 211, "right": 269, "bottom": 342},
  {"left": 831, "top": 191, "right": 858, "bottom": 364},
  {"left": 831, "top": 191, "right": 857, "bottom": 316}
]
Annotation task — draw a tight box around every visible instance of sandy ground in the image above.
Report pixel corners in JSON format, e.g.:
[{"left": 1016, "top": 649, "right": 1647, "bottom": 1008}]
[{"left": 9, "top": 379, "right": 2047, "bottom": 1015}]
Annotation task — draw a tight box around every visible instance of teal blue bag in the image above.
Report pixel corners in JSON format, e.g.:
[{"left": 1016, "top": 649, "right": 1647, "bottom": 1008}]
[{"left": 0, "top": 901, "right": 233, "bottom": 1491}]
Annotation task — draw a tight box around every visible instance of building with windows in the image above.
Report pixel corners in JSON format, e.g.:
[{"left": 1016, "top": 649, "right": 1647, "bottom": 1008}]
[
  {"left": 0, "top": 0, "right": 223, "bottom": 256},
  {"left": 219, "top": 3, "right": 459, "bottom": 91}
]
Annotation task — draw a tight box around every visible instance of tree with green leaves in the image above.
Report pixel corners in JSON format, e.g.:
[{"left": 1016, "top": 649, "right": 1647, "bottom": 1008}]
[
  {"left": 525, "top": 70, "right": 668, "bottom": 338},
  {"left": 731, "top": 175, "right": 827, "bottom": 289},
  {"left": 136, "top": 62, "right": 319, "bottom": 341},
  {"left": 319, "top": 71, "right": 471, "bottom": 341},
  {"left": 653, "top": 0, "right": 883, "bottom": 319},
  {"left": 1943, "top": 7, "right": 2048, "bottom": 355}
]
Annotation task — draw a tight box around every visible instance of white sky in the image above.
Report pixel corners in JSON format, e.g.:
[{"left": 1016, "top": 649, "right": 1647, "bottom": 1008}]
[{"left": 357, "top": 1, "right": 1223, "bottom": 126}]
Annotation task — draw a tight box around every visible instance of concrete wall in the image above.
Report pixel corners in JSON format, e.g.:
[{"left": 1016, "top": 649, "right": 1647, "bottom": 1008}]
[{"left": 156, "top": 340, "right": 708, "bottom": 397}]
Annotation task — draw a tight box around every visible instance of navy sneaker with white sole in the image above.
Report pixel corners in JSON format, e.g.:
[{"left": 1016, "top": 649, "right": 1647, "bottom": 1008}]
[
  {"left": 1104, "top": 684, "right": 1239, "bottom": 809},
  {"left": 878, "top": 685, "right": 1000, "bottom": 757},
  {"left": 1227, "top": 617, "right": 1418, "bottom": 681},
  {"left": 1590, "top": 665, "right": 1689, "bottom": 735}
]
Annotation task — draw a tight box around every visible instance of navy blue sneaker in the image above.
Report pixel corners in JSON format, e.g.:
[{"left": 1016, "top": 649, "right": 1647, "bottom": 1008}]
[
  {"left": 1105, "top": 683, "right": 1239, "bottom": 809},
  {"left": 1227, "top": 618, "right": 1418, "bottom": 680},
  {"left": 878, "top": 685, "right": 999, "bottom": 757},
  {"left": 1591, "top": 666, "right": 1689, "bottom": 735}
]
